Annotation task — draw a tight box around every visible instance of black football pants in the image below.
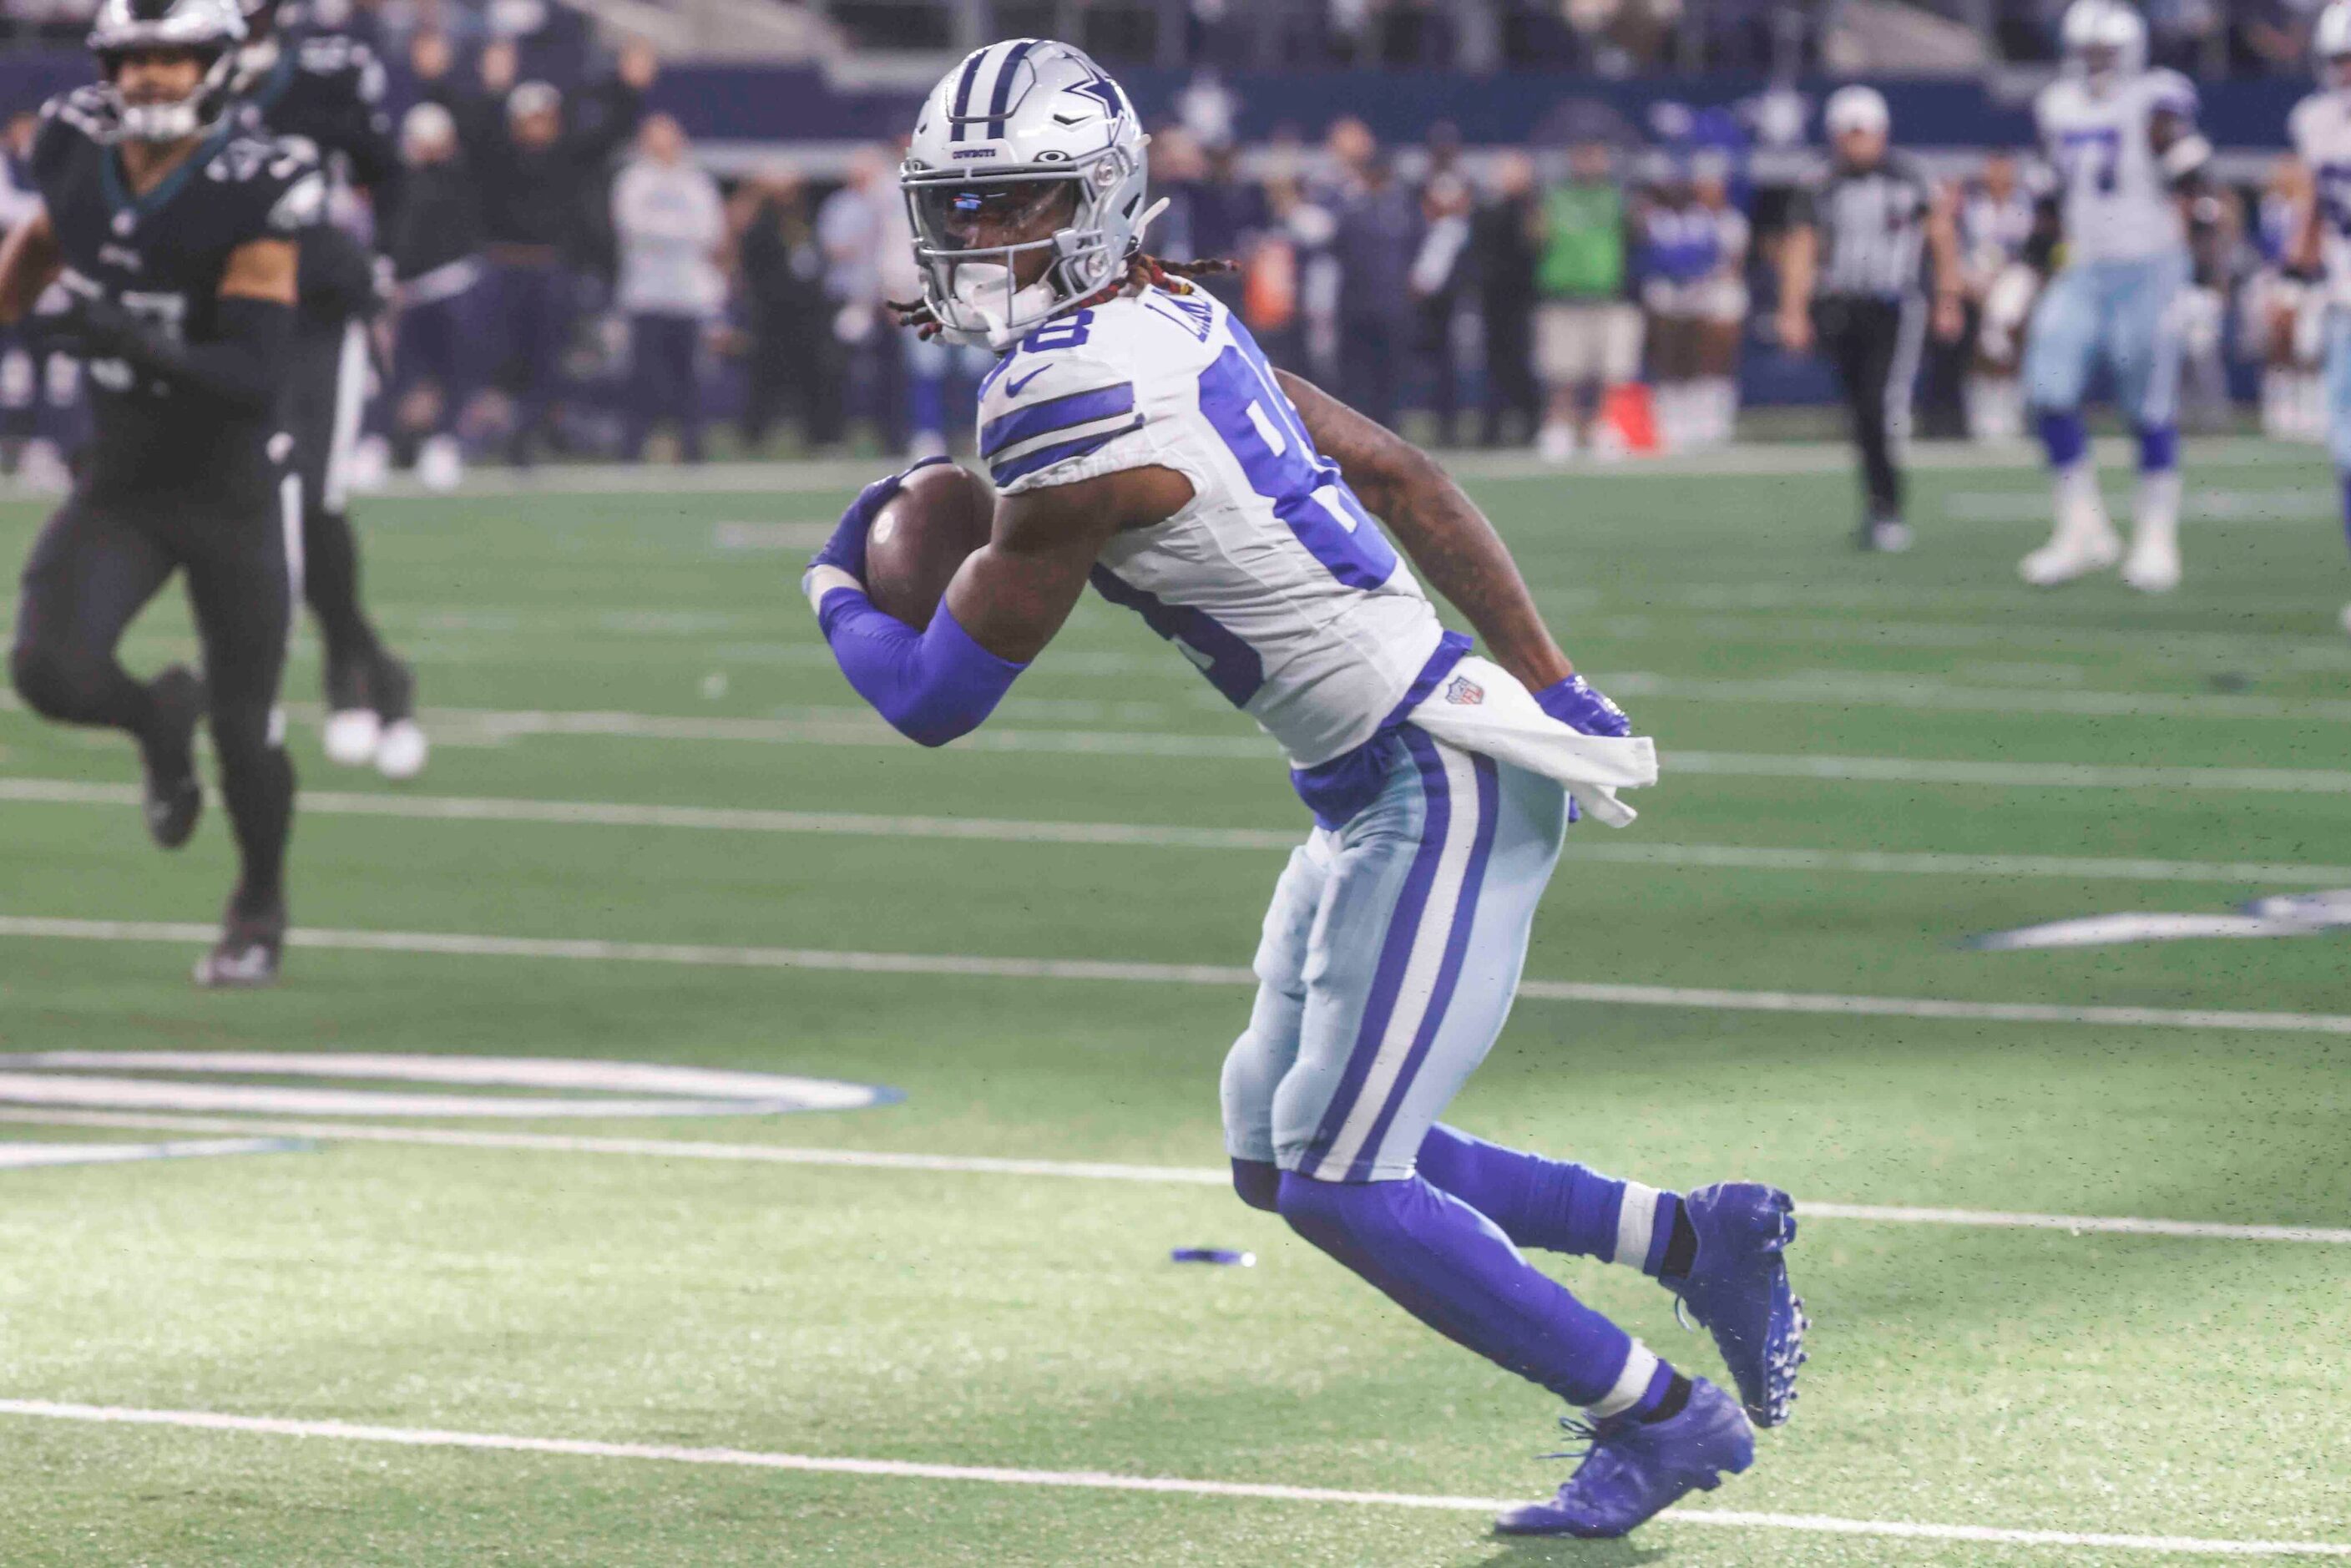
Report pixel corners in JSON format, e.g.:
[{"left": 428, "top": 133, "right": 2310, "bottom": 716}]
[
  {"left": 10, "top": 486, "right": 296, "bottom": 913},
  {"left": 1813, "top": 294, "right": 1916, "bottom": 523},
  {"left": 285, "top": 315, "right": 392, "bottom": 697}
]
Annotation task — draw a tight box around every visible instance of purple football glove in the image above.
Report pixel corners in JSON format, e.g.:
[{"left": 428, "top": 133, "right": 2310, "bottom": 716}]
[
  {"left": 808, "top": 455, "right": 954, "bottom": 584},
  {"left": 1533, "top": 674, "right": 1632, "bottom": 738}
]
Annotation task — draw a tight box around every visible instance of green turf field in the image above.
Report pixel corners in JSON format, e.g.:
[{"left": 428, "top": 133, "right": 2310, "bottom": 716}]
[{"left": 1, "top": 442, "right": 2347, "bottom": 1566}]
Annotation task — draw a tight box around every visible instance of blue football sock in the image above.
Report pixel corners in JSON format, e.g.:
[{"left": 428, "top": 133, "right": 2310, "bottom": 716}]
[
  {"left": 1415, "top": 1124, "right": 1683, "bottom": 1276},
  {"left": 1621, "top": 1358, "right": 1683, "bottom": 1427},
  {"left": 1277, "top": 1171, "right": 1667, "bottom": 1411},
  {"left": 2039, "top": 408, "right": 2087, "bottom": 470},
  {"left": 1230, "top": 1157, "right": 1281, "bottom": 1212},
  {"left": 2136, "top": 422, "right": 2177, "bottom": 474}
]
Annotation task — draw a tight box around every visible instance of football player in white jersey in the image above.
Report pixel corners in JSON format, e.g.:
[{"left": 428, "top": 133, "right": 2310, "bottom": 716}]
[
  {"left": 801, "top": 39, "right": 1805, "bottom": 1541},
  {"left": 2018, "top": 0, "right": 2213, "bottom": 593},
  {"left": 2288, "top": 0, "right": 2351, "bottom": 637}
]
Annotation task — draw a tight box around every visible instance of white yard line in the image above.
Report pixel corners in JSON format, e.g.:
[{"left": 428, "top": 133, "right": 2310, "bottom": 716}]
[
  {"left": 1942, "top": 486, "right": 2337, "bottom": 524},
  {"left": 342, "top": 437, "right": 2308, "bottom": 497},
  {"left": 92, "top": 697, "right": 2342, "bottom": 791},
  {"left": 1604, "top": 672, "right": 2351, "bottom": 723},
  {"left": 0, "top": 1109, "right": 1232, "bottom": 1186},
  {"left": 0, "top": 778, "right": 1303, "bottom": 852},
  {"left": 4, "top": 1107, "right": 2347, "bottom": 1246},
  {"left": 6, "top": 916, "right": 2351, "bottom": 1035},
  {"left": 1792, "top": 1201, "right": 2351, "bottom": 1245},
  {"left": 1598, "top": 614, "right": 2351, "bottom": 665},
  {"left": 1667, "top": 751, "right": 2351, "bottom": 795},
  {"left": 311, "top": 603, "right": 2351, "bottom": 667},
  {"left": 0, "top": 1399, "right": 2339, "bottom": 1557},
  {"left": 9, "top": 776, "right": 2345, "bottom": 887}
]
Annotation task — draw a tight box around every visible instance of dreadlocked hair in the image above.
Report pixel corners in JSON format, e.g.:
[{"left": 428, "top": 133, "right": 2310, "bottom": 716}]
[
  {"left": 1121, "top": 253, "right": 1239, "bottom": 294},
  {"left": 887, "top": 252, "right": 1239, "bottom": 341}
]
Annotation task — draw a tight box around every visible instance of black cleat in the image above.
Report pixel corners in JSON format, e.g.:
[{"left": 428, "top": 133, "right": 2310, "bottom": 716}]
[
  {"left": 194, "top": 898, "right": 286, "bottom": 989},
  {"left": 139, "top": 664, "right": 206, "bottom": 849}
]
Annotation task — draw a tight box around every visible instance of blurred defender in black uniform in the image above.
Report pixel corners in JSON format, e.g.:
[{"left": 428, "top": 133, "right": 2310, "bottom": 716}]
[
  {"left": 0, "top": 0, "right": 316, "bottom": 985},
  {"left": 229, "top": 0, "right": 425, "bottom": 777}
]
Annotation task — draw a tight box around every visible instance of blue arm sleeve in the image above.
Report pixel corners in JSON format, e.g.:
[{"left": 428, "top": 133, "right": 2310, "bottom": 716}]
[{"left": 816, "top": 590, "right": 1027, "bottom": 747}]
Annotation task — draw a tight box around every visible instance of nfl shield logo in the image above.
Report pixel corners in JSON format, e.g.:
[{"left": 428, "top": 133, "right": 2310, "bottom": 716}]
[{"left": 1443, "top": 675, "right": 1485, "bottom": 706}]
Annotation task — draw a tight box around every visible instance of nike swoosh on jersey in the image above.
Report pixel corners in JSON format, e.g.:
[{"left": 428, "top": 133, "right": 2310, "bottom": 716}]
[{"left": 1004, "top": 364, "right": 1052, "bottom": 397}]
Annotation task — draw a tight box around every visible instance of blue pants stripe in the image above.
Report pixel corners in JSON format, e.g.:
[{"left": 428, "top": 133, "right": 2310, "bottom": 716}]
[
  {"left": 1302, "top": 737, "right": 1454, "bottom": 1174},
  {"left": 1220, "top": 735, "right": 1567, "bottom": 1185},
  {"left": 1340, "top": 735, "right": 1501, "bottom": 1181}
]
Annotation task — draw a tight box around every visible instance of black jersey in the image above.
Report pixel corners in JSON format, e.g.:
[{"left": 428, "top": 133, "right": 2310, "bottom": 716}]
[
  {"left": 33, "top": 86, "right": 322, "bottom": 497},
  {"left": 232, "top": 36, "right": 397, "bottom": 328},
  {"left": 230, "top": 33, "right": 398, "bottom": 208}
]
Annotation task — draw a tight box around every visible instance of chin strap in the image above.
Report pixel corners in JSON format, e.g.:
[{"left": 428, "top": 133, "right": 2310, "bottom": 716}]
[{"left": 888, "top": 225, "right": 1241, "bottom": 350}]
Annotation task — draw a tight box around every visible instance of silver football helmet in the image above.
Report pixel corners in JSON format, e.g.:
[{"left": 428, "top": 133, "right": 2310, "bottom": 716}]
[
  {"left": 900, "top": 38, "right": 1153, "bottom": 351},
  {"left": 88, "top": 0, "right": 246, "bottom": 142},
  {"left": 2060, "top": 0, "right": 2146, "bottom": 88}
]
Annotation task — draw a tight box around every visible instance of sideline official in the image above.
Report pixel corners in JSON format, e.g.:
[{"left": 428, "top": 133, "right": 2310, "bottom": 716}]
[{"left": 1777, "top": 86, "right": 1963, "bottom": 552}]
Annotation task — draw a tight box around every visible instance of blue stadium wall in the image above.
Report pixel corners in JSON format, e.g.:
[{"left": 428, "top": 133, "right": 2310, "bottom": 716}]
[{"left": 0, "top": 57, "right": 2317, "bottom": 149}]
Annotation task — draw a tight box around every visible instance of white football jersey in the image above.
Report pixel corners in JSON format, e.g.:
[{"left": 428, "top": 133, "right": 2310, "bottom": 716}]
[
  {"left": 2035, "top": 68, "right": 2197, "bottom": 264},
  {"left": 2292, "top": 90, "right": 2351, "bottom": 306},
  {"left": 976, "top": 286, "right": 1451, "bottom": 769}
]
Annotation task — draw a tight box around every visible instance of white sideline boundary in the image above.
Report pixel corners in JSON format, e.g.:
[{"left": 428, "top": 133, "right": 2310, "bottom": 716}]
[
  {"left": 7, "top": 917, "right": 2351, "bottom": 1036},
  {"left": 0, "top": 1400, "right": 2342, "bottom": 1558},
  {"left": 4, "top": 1107, "right": 2347, "bottom": 1247},
  {"left": 10, "top": 777, "right": 2350, "bottom": 888}
]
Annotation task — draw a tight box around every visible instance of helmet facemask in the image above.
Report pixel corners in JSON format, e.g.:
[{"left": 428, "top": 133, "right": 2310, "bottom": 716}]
[
  {"left": 100, "top": 43, "right": 236, "bottom": 142},
  {"left": 904, "top": 148, "right": 1139, "bottom": 350}
]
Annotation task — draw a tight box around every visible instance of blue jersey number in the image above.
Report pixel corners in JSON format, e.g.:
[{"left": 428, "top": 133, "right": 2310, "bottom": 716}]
[
  {"left": 2321, "top": 164, "right": 2351, "bottom": 235},
  {"left": 2056, "top": 127, "right": 2122, "bottom": 197},
  {"left": 1090, "top": 564, "right": 1264, "bottom": 707},
  {"left": 1022, "top": 310, "right": 1095, "bottom": 352},
  {"left": 1196, "top": 340, "right": 1401, "bottom": 591}
]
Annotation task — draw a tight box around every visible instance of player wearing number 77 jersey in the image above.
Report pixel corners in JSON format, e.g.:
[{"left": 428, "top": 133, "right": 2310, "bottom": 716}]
[
  {"left": 801, "top": 38, "right": 1805, "bottom": 1541},
  {"left": 0, "top": 0, "right": 315, "bottom": 985},
  {"left": 2019, "top": 0, "right": 2214, "bottom": 594},
  {"left": 2288, "top": 0, "right": 2351, "bottom": 640}
]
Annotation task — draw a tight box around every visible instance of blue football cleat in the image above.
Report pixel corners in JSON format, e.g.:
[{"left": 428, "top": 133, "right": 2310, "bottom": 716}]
[
  {"left": 1667, "top": 1181, "right": 1807, "bottom": 1426},
  {"left": 1494, "top": 1377, "right": 1755, "bottom": 1539}
]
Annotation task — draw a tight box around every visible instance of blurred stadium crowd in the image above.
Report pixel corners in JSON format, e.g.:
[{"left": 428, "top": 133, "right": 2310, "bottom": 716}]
[
  {"left": 0, "top": 0, "right": 2338, "bottom": 482},
  {"left": 0, "top": 0, "right": 2340, "bottom": 73}
]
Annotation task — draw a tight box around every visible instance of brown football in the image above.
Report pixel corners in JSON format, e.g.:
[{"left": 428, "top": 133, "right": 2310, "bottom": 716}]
[{"left": 864, "top": 463, "right": 997, "bottom": 628}]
